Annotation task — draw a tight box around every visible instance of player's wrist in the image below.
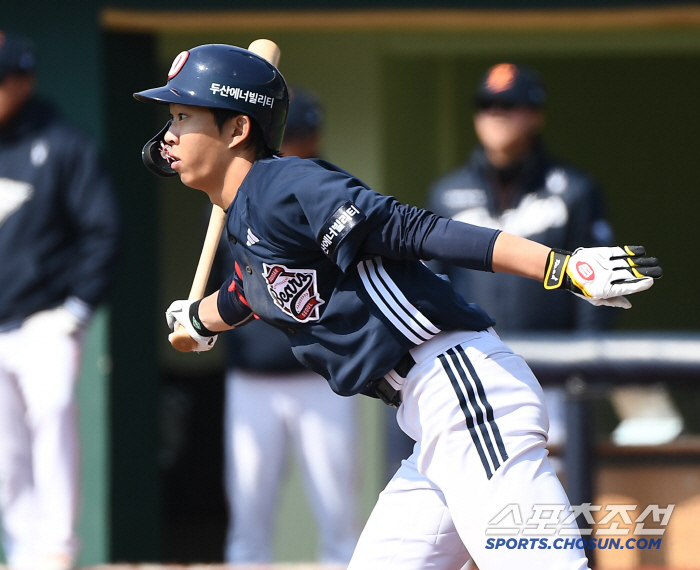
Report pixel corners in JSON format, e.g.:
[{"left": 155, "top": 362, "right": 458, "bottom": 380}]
[
  {"left": 543, "top": 248, "right": 573, "bottom": 291},
  {"left": 189, "top": 300, "right": 218, "bottom": 337}
]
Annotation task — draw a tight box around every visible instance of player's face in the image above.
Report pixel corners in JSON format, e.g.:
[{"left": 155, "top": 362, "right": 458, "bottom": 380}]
[
  {"left": 164, "top": 103, "right": 232, "bottom": 192},
  {"left": 0, "top": 73, "right": 34, "bottom": 128},
  {"left": 473, "top": 105, "right": 544, "bottom": 166}
]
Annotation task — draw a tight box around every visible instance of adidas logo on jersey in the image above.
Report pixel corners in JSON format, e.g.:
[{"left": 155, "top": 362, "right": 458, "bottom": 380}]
[{"left": 246, "top": 228, "right": 259, "bottom": 246}]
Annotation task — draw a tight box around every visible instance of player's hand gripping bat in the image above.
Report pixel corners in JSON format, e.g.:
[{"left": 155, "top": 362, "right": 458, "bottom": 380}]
[{"left": 169, "top": 39, "right": 281, "bottom": 352}]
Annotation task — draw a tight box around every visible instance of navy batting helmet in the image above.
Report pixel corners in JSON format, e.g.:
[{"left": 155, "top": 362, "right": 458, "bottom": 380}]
[{"left": 134, "top": 44, "right": 288, "bottom": 176}]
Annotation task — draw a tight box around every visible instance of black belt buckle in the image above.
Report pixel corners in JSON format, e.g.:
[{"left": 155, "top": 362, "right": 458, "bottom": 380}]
[
  {"left": 375, "top": 378, "right": 402, "bottom": 408},
  {"left": 394, "top": 352, "right": 416, "bottom": 378},
  {"left": 375, "top": 352, "right": 416, "bottom": 408}
]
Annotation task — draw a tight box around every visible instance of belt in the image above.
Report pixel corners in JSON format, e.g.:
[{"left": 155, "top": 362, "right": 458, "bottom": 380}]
[
  {"left": 375, "top": 352, "right": 416, "bottom": 408},
  {"left": 394, "top": 351, "right": 416, "bottom": 378}
]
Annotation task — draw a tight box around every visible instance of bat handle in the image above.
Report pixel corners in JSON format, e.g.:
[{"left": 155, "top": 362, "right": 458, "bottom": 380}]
[
  {"left": 170, "top": 205, "right": 227, "bottom": 352},
  {"left": 170, "top": 327, "right": 199, "bottom": 353}
]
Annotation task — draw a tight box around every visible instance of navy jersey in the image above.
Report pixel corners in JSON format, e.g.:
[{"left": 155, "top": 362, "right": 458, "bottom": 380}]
[
  {"left": 0, "top": 99, "right": 120, "bottom": 325},
  {"left": 218, "top": 157, "right": 496, "bottom": 397}
]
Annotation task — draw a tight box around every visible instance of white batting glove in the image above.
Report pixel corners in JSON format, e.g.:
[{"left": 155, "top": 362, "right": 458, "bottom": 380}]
[
  {"left": 165, "top": 299, "right": 218, "bottom": 352},
  {"left": 544, "top": 246, "right": 662, "bottom": 308}
]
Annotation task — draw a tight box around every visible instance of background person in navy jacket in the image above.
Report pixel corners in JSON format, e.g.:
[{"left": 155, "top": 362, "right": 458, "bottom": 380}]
[
  {"left": 425, "top": 62, "right": 682, "bottom": 451},
  {"left": 0, "top": 32, "right": 120, "bottom": 570}
]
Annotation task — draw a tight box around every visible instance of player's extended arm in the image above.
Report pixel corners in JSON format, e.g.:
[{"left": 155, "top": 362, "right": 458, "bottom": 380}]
[
  {"left": 362, "top": 203, "right": 660, "bottom": 309},
  {"left": 492, "top": 232, "right": 662, "bottom": 308},
  {"left": 491, "top": 232, "right": 550, "bottom": 279}
]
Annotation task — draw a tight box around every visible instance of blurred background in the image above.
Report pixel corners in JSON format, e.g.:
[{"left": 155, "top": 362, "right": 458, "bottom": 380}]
[{"left": 2, "top": 1, "right": 700, "bottom": 569}]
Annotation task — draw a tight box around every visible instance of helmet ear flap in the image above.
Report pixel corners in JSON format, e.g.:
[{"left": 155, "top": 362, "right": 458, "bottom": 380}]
[{"left": 142, "top": 121, "right": 178, "bottom": 177}]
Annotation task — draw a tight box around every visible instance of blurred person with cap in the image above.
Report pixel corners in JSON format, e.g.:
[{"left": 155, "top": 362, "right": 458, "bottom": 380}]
[
  {"left": 0, "top": 32, "right": 120, "bottom": 570},
  {"left": 216, "top": 85, "right": 359, "bottom": 564},
  {"left": 424, "top": 62, "right": 682, "bottom": 458}
]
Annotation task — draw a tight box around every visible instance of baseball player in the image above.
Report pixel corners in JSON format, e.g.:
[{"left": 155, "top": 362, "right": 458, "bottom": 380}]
[
  {"left": 0, "top": 32, "right": 120, "bottom": 570},
  {"left": 218, "top": 86, "right": 359, "bottom": 564},
  {"left": 135, "top": 44, "right": 661, "bottom": 569}
]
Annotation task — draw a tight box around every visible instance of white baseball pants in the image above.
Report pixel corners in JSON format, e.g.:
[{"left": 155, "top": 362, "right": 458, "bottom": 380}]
[
  {"left": 349, "top": 329, "right": 590, "bottom": 570},
  {"left": 224, "top": 369, "right": 360, "bottom": 564},
  {"left": 0, "top": 324, "right": 82, "bottom": 570}
]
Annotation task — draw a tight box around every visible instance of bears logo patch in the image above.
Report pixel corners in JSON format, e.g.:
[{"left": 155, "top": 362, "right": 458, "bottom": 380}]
[{"left": 262, "top": 264, "right": 325, "bottom": 322}]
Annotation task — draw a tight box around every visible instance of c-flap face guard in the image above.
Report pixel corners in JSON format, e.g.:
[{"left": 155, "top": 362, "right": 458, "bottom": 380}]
[{"left": 142, "top": 120, "right": 178, "bottom": 177}]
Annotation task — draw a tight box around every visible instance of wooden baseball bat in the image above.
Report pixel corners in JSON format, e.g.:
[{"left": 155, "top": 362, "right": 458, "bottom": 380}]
[{"left": 170, "top": 39, "right": 281, "bottom": 352}]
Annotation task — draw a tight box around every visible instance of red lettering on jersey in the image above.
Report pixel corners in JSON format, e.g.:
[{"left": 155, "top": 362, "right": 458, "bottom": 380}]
[
  {"left": 265, "top": 265, "right": 284, "bottom": 284},
  {"left": 262, "top": 263, "right": 325, "bottom": 323}
]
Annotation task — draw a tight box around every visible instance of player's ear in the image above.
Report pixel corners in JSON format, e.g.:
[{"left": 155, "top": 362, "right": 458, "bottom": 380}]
[{"left": 229, "top": 115, "right": 252, "bottom": 150}]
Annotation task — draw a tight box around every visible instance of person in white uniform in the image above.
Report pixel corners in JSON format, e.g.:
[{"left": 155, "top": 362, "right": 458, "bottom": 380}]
[{"left": 0, "top": 32, "right": 120, "bottom": 570}]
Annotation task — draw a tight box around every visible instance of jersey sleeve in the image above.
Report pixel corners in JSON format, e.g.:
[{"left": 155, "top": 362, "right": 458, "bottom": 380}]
[
  {"left": 217, "top": 267, "right": 255, "bottom": 328},
  {"left": 286, "top": 160, "right": 395, "bottom": 272},
  {"left": 360, "top": 202, "right": 500, "bottom": 272},
  {"left": 62, "top": 130, "right": 121, "bottom": 308},
  {"left": 284, "top": 159, "right": 499, "bottom": 273}
]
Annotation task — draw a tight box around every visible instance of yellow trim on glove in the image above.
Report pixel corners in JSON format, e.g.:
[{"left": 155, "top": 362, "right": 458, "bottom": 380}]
[
  {"left": 543, "top": 250, "right": 571, "bottom": 290},
  {"left": 623, "top": 245, "right": 644, "bottom": 278}
]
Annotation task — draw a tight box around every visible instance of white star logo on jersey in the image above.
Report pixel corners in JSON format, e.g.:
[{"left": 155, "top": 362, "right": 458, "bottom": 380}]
[
  {"left": 0, "top": 178, "right": 34, "bottom": 227},
  {"left": 246, "top": 228, "right": 260, "bottom": 246}
]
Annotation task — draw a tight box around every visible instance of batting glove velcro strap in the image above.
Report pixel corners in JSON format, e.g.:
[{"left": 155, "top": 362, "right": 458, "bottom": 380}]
[
  {"left": 543, "top": 248, "right": 572, "bottom": 290},
  {"left": 544, "top": 245, "right": 662, "bottom": 309},
  {"left": 165, "top": 299, "right": 218, "bottom": 352}
]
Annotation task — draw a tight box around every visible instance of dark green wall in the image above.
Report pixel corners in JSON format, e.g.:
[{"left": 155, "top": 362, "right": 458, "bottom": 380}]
[
  {"left": 103, "top": 32, "right": 162, "bottom": 561},
  {"left": 2, "top": 4, "right": 104, "bottom": 138}
]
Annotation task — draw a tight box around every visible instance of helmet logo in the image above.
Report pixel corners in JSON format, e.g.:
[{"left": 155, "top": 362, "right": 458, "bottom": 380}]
[
  {"left": 486, "top": 63, "right": 518, "bottom": 93},
  {"left": 168, "top": 51, "right": 189, "bottom": 79}
]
